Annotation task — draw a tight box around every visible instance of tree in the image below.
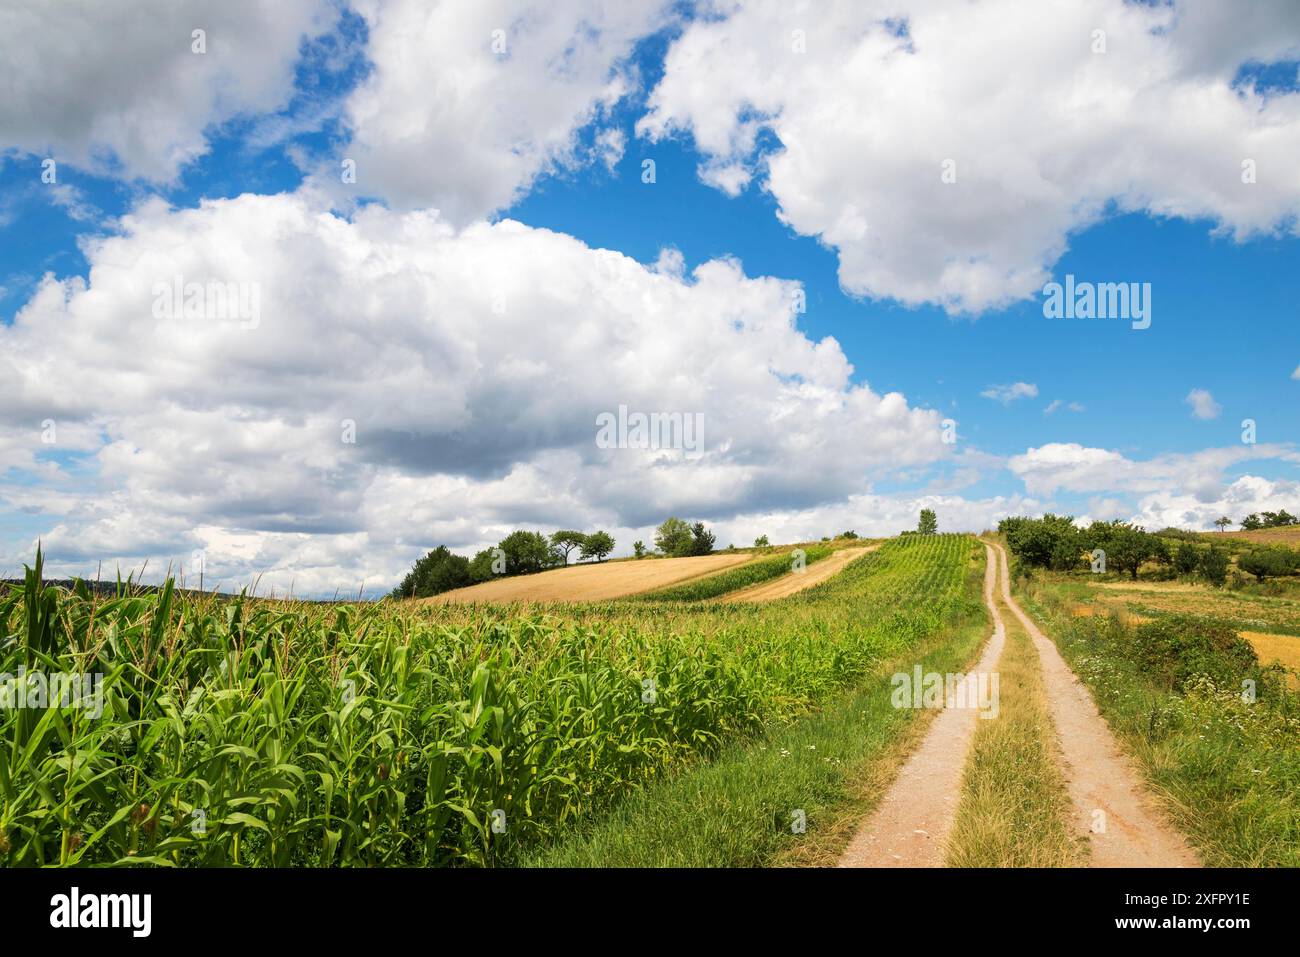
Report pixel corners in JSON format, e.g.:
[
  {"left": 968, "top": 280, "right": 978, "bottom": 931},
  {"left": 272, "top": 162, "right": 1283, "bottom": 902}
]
[
  {"left": 1086, "top": 521, "right": 1165, "bottom": 581},
  {"left": 1198, "top": 546, "right": 1229, "bottom": 586},
  {"left": 580, "top": 531, "right": 615, "bottom": 562},
  {"left": 1002, "top": 514, "right": 1081, "bottom": 570},
  {"left": 918, "top": 509, "right": 938, "bottom": 535},
  {"left": 1214, "top": 516, "right": 1232, "bottom": 533},
  {"left": 550, "top": 530, "right": 587, "bottom": 566},
  {"left": 468, "top": 547, "right": 500, "bottom": 582},
  {"left": 392, "top": 546, "right": 472, "bottom": 598},
  {"left": 633, "top": 540, "right": 646, "bottom": 559},
  {"left": 655, "top": 517, "right": 694, "bottom": 556},
  {"left": 497, "top": 530, "right": 556, "bottom": 575},
  {"left": 1174, "top": 542, "right": 1199, "bottom": 577},
  {"left": 689, "top": 521, "right": 716, "bottom": 555},
  {"left": 841, "top": 530, "right": 859, "bottom": 539},
  {"left": 1238, "top": 548, "right": 1299, "bottom": 583},
  {"left": 754, "top": 535, "right": 770, "bottom": 548},
  {"left": 1241, "top": 513, "right": 1263, "bottom": 531},
  {"left": 1261, "top": 510, "right": 1298, "bottom": 528}
]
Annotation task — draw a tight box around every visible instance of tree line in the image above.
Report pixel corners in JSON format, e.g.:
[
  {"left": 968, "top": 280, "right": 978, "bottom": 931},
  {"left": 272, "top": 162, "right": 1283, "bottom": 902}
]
[{"left": 1000, "top": 514, "right": 1300, "bottom": 587}]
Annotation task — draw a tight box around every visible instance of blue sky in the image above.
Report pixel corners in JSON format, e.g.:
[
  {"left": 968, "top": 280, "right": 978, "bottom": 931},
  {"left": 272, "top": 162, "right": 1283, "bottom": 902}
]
[{"left": 1, "top": 1, "right": 1298, "bottom": 594}]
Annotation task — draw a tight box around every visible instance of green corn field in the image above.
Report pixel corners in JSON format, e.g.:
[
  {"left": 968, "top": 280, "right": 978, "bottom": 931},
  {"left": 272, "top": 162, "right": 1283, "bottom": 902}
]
[{"left": 0, "top": 534, "right": 977, "bottom": 867}]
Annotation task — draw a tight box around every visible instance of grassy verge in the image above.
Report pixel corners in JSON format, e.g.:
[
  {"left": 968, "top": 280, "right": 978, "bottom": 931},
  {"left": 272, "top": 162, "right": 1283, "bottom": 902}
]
[
  {"left": 944, "top": 587, "right": 1081, "bottom": 867},
  {"left": 523, "top": 545, "right": 988, "bottom": 867},
  {"left": 633, "top": 545, "right": 834, "bottom": 602},
  {"left": 1017, "top": 577, "right": 1300, "bottom": 866}
]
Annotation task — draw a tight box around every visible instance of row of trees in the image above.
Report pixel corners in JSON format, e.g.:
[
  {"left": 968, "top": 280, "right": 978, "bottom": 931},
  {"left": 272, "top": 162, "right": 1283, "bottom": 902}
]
[
  {"left": 1238, "top": 511, "right": 1298, "bottom": 531},
  {"left": 1213, "top": 510, "right": 1297, "bottom": 531},
  {"left": 999, "top": 515, "right": 1215, "bottom": 582},
  {"left": 1000, "top": 514, "right": 1300, "bottom": 587},
  {"left": 393, "top": 528, "right": 616, "bottom": 598}
]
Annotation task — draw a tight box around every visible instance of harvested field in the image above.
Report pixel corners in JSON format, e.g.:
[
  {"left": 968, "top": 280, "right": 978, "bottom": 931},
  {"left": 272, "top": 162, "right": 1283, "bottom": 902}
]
[
  {"left": 1206, "top": 527, "right": 1300, "bottom": 547},
  {"left": 1241, "top": 630, "right": 1300, "bottom": 687},
  {"left": 425, "top": 552, "right": 756, "bottom": 604},
  {"left": 724, "top": 545, "right": 876, "bottom": 603}
]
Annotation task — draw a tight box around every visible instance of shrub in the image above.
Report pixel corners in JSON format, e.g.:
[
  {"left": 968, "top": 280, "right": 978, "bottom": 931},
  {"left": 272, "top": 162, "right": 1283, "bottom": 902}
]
[
  {"left": 1126, "top": 616, "right": 1259, "bottom": 693},
  {"left": 1199, "top": 546, "right": 1229, "bottom": 586}
]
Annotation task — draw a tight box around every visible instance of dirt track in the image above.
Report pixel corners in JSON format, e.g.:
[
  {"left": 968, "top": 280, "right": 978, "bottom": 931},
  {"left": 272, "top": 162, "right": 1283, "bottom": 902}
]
[
  {"left": 425, "top": 552, "right": 755, "bottom": 604},
  {"left": 723, "top": 545, "right": 877, "bottom": 603},
  {"left": 990, "top": 541, "right": 1199, "bottom": 868},
  {"left": 838, "top": 544, "right": 1005, "bottom": 867}
]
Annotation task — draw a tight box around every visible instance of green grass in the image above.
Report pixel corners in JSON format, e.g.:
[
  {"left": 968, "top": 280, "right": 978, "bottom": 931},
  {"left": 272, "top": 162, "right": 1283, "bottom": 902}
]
[
  {"left": 633, "top": 544, "right": 834, "bottom": 601},
  {"left": 1, "top": 535, "right": 973, "bottom": 867},
  {"left": 1018, "top": 577, "right": 1300, "bottom": 866}
]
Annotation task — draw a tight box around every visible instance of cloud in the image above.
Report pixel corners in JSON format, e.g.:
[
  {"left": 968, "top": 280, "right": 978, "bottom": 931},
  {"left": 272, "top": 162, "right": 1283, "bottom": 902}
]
[
  {"left": 1292, "top": 363, "right": 1300, "bottom": 380},
  {"left": 1186, "top": 388, "right": 1223, "bottom": 420},
  {"left": 981, "top": 382, "right": 1038, "bottom": 404},
  {"left": 638, "top": 0, "right": 1300, "bottom": 313},
  {"left": 0, "top": 0, "right": 336, "bottom": 182},
  {"left": 1006, "top": 441, "right": 1294, "bottom": 499},
  {"left": 0, "top": 189, "right": 950, "bottom": 594},
  {"left": 1044, "top": 399, "right": 1085, "bottom": 415},
  {"left": 1128, "top": 475, "right": 1300, "bottom": 533},
  {"left": 334, "top": 0, "right": 672, "bottom": 223}
]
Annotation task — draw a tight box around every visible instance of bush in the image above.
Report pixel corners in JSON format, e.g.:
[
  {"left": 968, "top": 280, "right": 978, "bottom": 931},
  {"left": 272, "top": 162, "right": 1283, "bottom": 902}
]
[
  {"left": 1199, "top": 546, "right": 1229, "bottom": 586},
  {"left": 1126, "top": 616, "right": 1259, "bottom": 693}
]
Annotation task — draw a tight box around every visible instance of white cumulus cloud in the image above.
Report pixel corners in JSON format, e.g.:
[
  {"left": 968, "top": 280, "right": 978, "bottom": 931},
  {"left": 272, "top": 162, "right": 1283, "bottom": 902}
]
[
  {"left": 638, "top": 0, "right": 1300, "bottom": 313},
  {"left": 0, "top": 189, "right": 949, "bottom": 593},
  {"left": 336, "top": 0, "right": 672, "bottom": 223}
]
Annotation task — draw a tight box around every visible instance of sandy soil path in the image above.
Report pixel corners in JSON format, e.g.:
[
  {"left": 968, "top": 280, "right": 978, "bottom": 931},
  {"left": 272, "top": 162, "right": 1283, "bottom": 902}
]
[
  {"left": 426, "top": 552, "right": 754, "bottom": 604},
  {"left": 723, "top": 545, "right": 877, "bottom": 603},
  {"left": 990, "top": 541, "right": 1199, "bottom": 868},
  {"left": 837, "top": 544, "right": 1005, "bottom": 867}
]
